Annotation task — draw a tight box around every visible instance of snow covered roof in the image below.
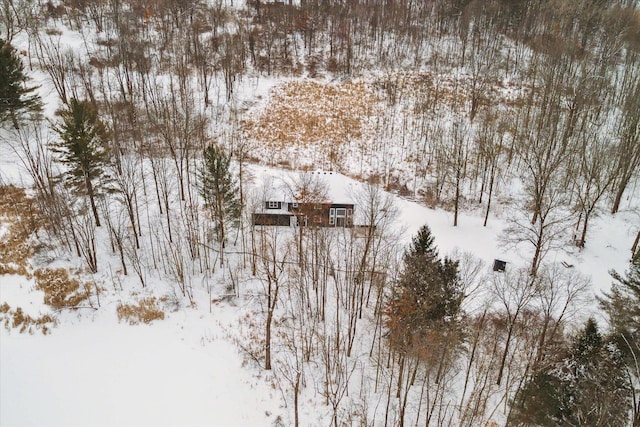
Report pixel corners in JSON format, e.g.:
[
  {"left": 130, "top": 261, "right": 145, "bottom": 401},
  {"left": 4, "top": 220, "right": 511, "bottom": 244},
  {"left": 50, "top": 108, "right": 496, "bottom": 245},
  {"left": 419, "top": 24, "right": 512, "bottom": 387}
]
[
  {"left": 303, "top": 170, "right": 357, "bottom": 204},
  {"left": 252, "top": 167, "right": 359, "bottom": 205}
]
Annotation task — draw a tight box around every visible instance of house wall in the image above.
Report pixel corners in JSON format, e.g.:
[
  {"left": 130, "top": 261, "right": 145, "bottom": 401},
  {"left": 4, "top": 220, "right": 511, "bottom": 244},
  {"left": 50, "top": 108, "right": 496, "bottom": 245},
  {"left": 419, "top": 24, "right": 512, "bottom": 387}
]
[
  {"left": 288, "top": 203, "right": 354, "bottom": 227},
  {"left": 255, "top": 200, "right": 355, "bottom": 227},
  {"left": 253, "top": 212, "right": 293, "bottom": 226}
]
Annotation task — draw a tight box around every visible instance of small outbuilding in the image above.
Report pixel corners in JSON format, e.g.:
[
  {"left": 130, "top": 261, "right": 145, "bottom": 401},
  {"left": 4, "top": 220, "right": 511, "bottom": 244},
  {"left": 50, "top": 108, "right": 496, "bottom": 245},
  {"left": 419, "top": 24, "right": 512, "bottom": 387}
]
[{"left": 493, "top": 259, "right": 507, "bottom": 272}]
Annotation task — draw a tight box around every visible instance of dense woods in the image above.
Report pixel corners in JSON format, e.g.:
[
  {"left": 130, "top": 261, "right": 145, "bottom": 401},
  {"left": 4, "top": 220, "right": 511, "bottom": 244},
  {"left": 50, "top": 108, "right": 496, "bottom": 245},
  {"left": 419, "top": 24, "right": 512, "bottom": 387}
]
[{"left": 1, "top": 0, "right": 639, "bottom": 425}]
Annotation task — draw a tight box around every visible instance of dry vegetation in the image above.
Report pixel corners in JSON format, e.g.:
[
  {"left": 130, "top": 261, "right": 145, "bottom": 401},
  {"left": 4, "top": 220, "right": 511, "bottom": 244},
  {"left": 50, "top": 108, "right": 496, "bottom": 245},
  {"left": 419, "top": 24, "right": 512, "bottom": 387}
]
[
  {"left": 34, "top": 268, "right": 92, "bottom": 310},
  {"left": 374, "top": 71, "right": 529, "bottom": 111},
  {"left": 116, "top": 297, "right": 165, "bottom": 325},
  {"left": 0, "top": 185, "right": 40, "bottom": 276},
  {"left": 243, "top": 81, "right": 380, "bottom": 148},
  {"left": 0, "top": 302, "right": 57, "bottom": 335}
]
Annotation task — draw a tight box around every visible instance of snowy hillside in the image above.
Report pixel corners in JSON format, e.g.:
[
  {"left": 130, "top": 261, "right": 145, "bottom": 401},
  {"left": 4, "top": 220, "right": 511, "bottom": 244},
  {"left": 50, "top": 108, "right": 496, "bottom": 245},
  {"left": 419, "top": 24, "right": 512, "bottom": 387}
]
[{"left": 1, "top": 0, "right": 640, "bottom": 426}]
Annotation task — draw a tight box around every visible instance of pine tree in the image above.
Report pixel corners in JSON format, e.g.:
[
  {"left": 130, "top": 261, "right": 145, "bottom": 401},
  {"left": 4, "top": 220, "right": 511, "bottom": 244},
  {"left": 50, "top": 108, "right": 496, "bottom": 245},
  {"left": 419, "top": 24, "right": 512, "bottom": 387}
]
[
  {"left": 599, "top": 258, "right": 640, "bottom": 426},
  {"left": 510, "top": 371, "right": 563, "bottom": 427},
  {"left": 600, "top": 257, "right": 640, "bottom": 357},
  {"left": 199, "top": 144, "right": 241, "bottom": 266},
  {"left": 387, "top": 225, "right": 464, "bottom": 357},
  {"left": 511, "top": 318, "right": 632, "bottom": 426},
  {"left": 562, "top": 319, "right": 631, "bottom": 426},
  {"left": 51, "top": 98, "right": 109, "bottom": 227},
  {"left": 0, "top": 38, "right": 41, "bottom": 129},
  {"left": 406, "top": 224, "right": 439, "bottom": 260}
]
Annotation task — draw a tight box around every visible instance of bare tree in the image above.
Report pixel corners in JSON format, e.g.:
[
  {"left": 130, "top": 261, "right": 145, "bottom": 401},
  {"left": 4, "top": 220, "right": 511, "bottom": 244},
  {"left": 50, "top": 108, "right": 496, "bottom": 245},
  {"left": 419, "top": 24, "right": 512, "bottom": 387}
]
[
  {"left": 491, "top": 268, "right": 539, "bottom": 386},
  {"left": 533, "top": 264, "right": 591, "bottom": 365},
  {"left": 503, "top": 184, "right": 572, "bottom": 277},
  {"left": 572, "top": 131, "right": 617, "bottom": 248},
  {"left": 32, "top": 33, "right": 74, "bottom": 105},
  {"left": 257, "top": 226, "right": 289, "bottom": 370},
  {"left": 611, "top": 73, "right": 640, "bottom": 214}
]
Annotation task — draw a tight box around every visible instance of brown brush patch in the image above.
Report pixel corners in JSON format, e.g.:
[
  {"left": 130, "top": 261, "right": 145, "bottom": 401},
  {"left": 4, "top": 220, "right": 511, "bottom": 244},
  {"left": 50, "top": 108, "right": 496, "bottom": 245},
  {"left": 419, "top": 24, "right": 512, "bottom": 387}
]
[
  {"left": 0, "top": 186, "right": 40, "bottom": 277},
  {"left": 117, "top": 298, "right": 165, "bottom": 325},
  {"left": 243, "top": 80, "right": 380, "bottom": 149},
  {"left": 0, "top": 303, "right": 57, "bottom": 335},
  {"left": 34, "top": 268, "right": 91, "bottom": 310},
  {"left": 375, "top": 71, "right": 529, "bottom": 113}
]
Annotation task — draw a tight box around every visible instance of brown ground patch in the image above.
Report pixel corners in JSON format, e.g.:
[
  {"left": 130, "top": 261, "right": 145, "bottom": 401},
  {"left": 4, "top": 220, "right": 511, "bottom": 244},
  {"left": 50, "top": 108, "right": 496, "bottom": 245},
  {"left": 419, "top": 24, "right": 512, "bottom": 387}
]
[
  {"left": 1, "top": 302, "right": 57, "bottom": 335},
  {"left": 243, "top": 80, "right": 380, "bottom": 148},
  {"left": 34, "top": 268, "right": 92, "bottom": 310},
  {"left": 0, "top": 185, "right": 40, "bottom": 276},
  {"left": 117, "top": 297, "right": 165, "bottom": 325}
]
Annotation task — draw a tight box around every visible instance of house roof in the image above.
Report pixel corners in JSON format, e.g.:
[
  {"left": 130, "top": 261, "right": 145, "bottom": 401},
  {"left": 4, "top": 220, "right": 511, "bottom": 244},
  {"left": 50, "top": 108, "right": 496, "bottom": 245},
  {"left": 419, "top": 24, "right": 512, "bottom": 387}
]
[{"left": 252, "top": 167, "right": 359, "bottom": 205}]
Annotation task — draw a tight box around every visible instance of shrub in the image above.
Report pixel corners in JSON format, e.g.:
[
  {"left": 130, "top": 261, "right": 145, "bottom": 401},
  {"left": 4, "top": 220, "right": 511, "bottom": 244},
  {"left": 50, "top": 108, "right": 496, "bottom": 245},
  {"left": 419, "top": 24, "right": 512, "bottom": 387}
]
[
  {"left": 116, "top": 298, "right": 165, "bottom": 325},
  {"left": 34, "top": 268, "right": 90, "bottom": 309},
  {"left": 0, "top": 185, "right": 40, "bottom": 276},
  {"left": 0, "top": 303, "right": 56, "bottom": 334}
]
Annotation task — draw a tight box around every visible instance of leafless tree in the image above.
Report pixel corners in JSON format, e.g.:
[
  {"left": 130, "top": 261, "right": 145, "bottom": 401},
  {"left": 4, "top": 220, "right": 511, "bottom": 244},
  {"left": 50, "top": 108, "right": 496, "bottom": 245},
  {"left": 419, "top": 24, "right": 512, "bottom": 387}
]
[
  {"left": 491, "top": 267, "right": 539, "bottom": 386},
  {"left": 503, "top": 183, "right": 572, "bottom": 277},
  {"left": 571, "top": 130, "right": 618, "bottom": 248},
  {"left": 257, "top": 226, "right": 289, "bottom": 370}
]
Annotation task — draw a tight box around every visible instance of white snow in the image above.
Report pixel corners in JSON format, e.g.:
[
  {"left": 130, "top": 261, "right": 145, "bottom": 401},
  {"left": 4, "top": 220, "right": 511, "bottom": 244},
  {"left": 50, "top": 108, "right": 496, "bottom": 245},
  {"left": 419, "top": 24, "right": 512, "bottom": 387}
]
[
  {"left": 1, "top": 308, "right": 281, "bottom": 427},
  {"left": 0, "top": 274, "right": 47, "bottom": 317},
  {"left": 0, "top": 10, "right": 638, "bottom": 426}
]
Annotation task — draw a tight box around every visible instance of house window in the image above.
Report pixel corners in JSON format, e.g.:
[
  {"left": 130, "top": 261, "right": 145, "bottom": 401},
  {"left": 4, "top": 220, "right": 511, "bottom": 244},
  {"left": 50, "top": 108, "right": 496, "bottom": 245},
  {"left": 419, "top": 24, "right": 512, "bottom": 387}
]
[
  {"left": 292, "top": 202, "right": 298, "bottom": 208},
  {"left": 267, "top": 201, "right": 280, "bottom": 209},
  {"left": 335, "top": 208, "right": 347, "bottom": 227},
  {"left": 329, "top": 208, "right": 335, "bottom": 225}
]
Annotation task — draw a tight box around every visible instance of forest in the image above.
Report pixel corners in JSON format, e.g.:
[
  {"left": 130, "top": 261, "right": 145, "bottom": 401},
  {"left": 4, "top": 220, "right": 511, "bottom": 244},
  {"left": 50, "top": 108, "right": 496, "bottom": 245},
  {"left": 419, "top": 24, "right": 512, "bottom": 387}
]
[{"left": 1, "top": 0, "right": 639, "bottom": 425}]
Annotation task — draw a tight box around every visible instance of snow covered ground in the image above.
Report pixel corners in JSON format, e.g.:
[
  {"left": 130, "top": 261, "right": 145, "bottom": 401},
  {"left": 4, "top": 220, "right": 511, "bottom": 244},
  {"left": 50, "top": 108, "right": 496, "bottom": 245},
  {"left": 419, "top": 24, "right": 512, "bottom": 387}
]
[
  {"left": 1, "top": 308, "right": 281, "bottom": 427},
  {"left": 1, "top": 10, "right": 639, "bottom": 425},
  {"left": 2, "top": 162, "right": 637, "bottom": 426}
]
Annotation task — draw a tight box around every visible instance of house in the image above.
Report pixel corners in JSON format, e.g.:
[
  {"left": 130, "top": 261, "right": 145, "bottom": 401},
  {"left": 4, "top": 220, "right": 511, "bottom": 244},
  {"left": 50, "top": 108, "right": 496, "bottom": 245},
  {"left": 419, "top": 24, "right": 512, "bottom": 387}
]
[{"left": 253, "top": 171, "right": 356, "bottom": 228}]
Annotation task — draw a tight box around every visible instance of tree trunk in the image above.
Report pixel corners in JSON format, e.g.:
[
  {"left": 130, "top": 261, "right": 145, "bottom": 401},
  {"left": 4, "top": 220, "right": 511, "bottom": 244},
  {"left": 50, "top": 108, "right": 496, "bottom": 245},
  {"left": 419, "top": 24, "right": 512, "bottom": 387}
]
[
  {"left": 611, "top": 176, "right": 630, "bottom": 214},
  {"left": 530, "top": 227, "right": 544, "bottom": 277},
  {"left": 266, "top": 279, "right": 273, "bottom": 370},
  {"left": 294, "top": 371, "right": 300, "bottom": 427},
  {"left": 454, "top": 163, "right": 461, "bottom": 227},
  {"left": 631, "top": 229, "right": 640, "bottom": 259},
  {"left": 483, "top": 162, "right": 495, "bottom": 227},
  {"left": 85, "top": 174, "right": 101, "bottom": 227},
  {"left": 578, "top": 210, "right": 590, "bottom": 248},
  {"left": 497, "top": 320, "right": 515, "bottom": 386}
]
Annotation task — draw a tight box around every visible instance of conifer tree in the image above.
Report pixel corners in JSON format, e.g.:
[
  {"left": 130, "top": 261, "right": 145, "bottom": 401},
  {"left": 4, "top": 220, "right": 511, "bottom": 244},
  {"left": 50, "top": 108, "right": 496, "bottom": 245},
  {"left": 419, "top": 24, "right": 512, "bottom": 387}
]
[
  {"left": 199, "top": 144, "right": 241, "bottom": 266},
  {"left": 387, "top": 225, "right": 464, "bottom": 356},
  {"left": 51, "top": 98, "right": 109, "bottom": 227},
  {"left": 511, "top": 318, "right": 631, "bottom": 426},
  {"left": 0, "top": 38, "right": 41, "bottom": 129},
  {"left": 600, "top": 257, "right": 640, "bottom": 426},
  {"left": 601, "top": 257, "right": 640, "bottom": 354}
]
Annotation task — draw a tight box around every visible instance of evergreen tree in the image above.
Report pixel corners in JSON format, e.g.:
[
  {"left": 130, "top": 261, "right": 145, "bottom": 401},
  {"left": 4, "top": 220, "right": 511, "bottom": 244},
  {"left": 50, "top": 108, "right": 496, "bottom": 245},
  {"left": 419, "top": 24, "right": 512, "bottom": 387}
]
[
  {"left": 511, "top": 371, "right": 563, "bottom": 427},
  {"left": 51, "top": 98, "right": 109, "bottom": 227},
  {"left": 562, "top": 319, "right": 630, "bottom": 426},
  {"left": 600, "top": 258, "right": 640, "bottom": 359},
  {"left": 511, "top": 318, "right": 631, "bottom": 426},
  {"left": 199, "top": 144, "right": 241, "bottom": 266},
  {"left": 406, "top": 224, "right": 439, "bottom": 261},
  {"left": 387, "top": 225, "right": 464, "bottom": 357},
  {"left": 599, "top": 257, "right": 640, "bottom": 426},
  {"left": 0, "top": 38, "right": 41, "bottom": 129}
]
